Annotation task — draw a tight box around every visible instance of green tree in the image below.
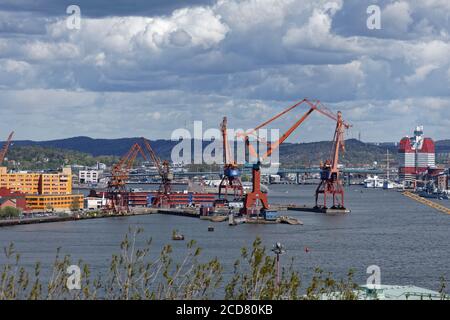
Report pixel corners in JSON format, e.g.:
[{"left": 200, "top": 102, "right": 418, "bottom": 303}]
[
  {"left": 225, "top": 237, "right": 300, "bottom": 300},
  {"left": 0, "top": 206, "right": 21, "bottom": 219}
]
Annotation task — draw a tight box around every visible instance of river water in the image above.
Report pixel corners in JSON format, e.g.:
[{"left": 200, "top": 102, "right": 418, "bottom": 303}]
[{"left": 0, "top": 185, "right": 448, "bottom": 292}]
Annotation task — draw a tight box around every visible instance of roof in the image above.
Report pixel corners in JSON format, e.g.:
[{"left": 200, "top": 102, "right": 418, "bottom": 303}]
[
  {"left": 320, "top": 285, "right": 446, "bottom": 300},
  {"left": 358, "top": 285, "right": 443, "bottom": 300},
  {"left": 0, "top": 198, "right": 16, "bottom": 206}
]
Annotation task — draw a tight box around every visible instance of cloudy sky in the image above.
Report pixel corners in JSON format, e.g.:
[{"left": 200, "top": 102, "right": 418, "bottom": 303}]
[{"left": 0, "top": 0, "right": 449, "bottom": 142}]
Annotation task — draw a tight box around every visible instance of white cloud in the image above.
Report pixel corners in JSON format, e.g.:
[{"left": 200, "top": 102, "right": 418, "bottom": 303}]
[
  {"left": 404, "top": 64, "right": 438, "bottom": 84},
  {"left": 382, "top": 1, "right": 413, "bottom": 35},
  {"left": 282, "top": 2, "right": 351, "bottom": 51},
  {"left": 47, "top": 7, "right": 229, "bottom": 53},
  {"left": 0, "top": 0, "right": 449, "bottom": 140}
]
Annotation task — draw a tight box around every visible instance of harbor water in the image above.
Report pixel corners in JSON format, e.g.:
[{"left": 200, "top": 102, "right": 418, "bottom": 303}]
[{"left": 0, "top": 185, "right": 448, "bottom": 291}]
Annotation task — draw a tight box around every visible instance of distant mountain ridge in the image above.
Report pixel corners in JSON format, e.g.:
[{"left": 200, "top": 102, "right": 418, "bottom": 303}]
[
  {"left": 6, "top": 136, "right": 450, "bottom": 166},
  {"left": 10, "top": 136, "right": 177, "bottom": 158},
  {"left": 436, "top": 140, "right": 450, "bottom": 153}
]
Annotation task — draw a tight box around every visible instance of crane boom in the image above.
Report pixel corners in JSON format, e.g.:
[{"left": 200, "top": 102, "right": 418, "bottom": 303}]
[
  {"left": 0, "top": 131, "right": 14, "bottom": 164},
  {"left": 142, "top": 138, "right": 164, "bottom": 177},
  {"left": 217, "top": 116, "right": 244, "bottom": 202},
  {"left": 141, "top": 137, "right": 173, "bottom": 207},
  {"left": 221, "top": 117, "right": 233, "bottom": 165},
  {"left": 240, "top": 99, "right": 350, "bottom": 161},
  {"left": 109, "top": 143, "right": 147, "bottom": 189},
  {"left": 331, "top": 111, "right": 346, "bottom": 171}
]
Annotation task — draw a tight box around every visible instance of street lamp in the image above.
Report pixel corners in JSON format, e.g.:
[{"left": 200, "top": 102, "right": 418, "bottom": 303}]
[{"left": 272, "top": 242, "right": 286, "bottom": 287}]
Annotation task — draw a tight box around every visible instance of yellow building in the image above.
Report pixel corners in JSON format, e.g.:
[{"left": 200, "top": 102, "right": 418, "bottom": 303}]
[
  {"left": 0, "top": 167, "right": 80, "bottom": 211},
  {"left": 0, "top": 167, "right": 72, "bottom": 195},
  {"left": 25, "top": 194, "right": 84, "bottom": 211}
]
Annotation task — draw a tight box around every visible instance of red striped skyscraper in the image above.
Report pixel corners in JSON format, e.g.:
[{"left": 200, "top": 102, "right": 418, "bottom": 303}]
[{"left": 399, "top": 126, "right": 435, "bottom": 183}]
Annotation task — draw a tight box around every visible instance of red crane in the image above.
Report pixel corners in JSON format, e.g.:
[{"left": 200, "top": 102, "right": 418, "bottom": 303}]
[
  {"left": 315, "top": 110, "right": 348, "bottom": 209},
  {"left": 238, "top": 99, "right": 350, "bottom": 214},
  {"left": 0, "top": 132, "right": 14, "bottom": 164},
  {"left": 106, "top": 143, "right": 148, "bottom": 213},
  {"left": 142, "top": 138, "right": 173, "bottom": 207},
  {"left": 217, "top": 117, "right": 244, "bottom": 203}
]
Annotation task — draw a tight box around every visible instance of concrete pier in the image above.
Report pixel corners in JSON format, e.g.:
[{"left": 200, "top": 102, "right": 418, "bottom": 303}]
[{"left": 288, "top": 206, "right": 351, "bottom": 214}]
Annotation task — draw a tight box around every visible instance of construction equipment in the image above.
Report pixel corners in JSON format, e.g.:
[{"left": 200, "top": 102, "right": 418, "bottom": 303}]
[
  {"left": 106, "top": 138, "right": 173, "bottom": 212},
  {"left": 142, "top": 138, "right": 173, "bottom": 207},
  {"left": 238, "top": 99, "right": 350, "bottom": 214},
  {"left": 315, "top": 110, "right": 350, "bottom": 209},
  {"left": 217, "top": 117, "right": 244, "bottom": 203},
  {"left": 106, "top": 143, "right": 148, "bottom": 213},
  {"left": 0, "top": 132, "right": 14, "bottom": 164}
]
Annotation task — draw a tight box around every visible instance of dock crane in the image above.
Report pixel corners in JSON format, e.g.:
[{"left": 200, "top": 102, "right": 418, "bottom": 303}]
[
  {"left": 0, "top": 132, "right": 14, "bottom": 164},
  {"left": 238, "top": 99, "right": 350, "bottom": 214},
  {"left": 142, "top": 138, "right": 173, "bottom": 207},
  {"left": 107, "top": 143, "right": 148, "bottom": 213},
  {"left": 315, "top": 110, "right": 349, "bottom": 210},
  {"left": 217, "top": 117, "right": 244, "bottom": 203}
]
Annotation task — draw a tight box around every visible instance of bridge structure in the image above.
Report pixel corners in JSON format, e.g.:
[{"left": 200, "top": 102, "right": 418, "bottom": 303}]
[{"left": 104, "top": 167, "right": 385, "bottom": 185}]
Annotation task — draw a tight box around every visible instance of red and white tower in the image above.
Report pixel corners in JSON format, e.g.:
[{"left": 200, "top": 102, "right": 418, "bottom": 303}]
[{"left": 399, "top": 126, "right": 435, "bottom": 183}]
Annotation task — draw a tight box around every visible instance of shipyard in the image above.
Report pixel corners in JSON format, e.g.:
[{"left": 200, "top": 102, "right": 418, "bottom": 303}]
[
  {"left": 0, "top": 122, "right": 448, "bottom": 225},
  {"left": 0, "top": 0, "right": 449, "bottom": 306}
]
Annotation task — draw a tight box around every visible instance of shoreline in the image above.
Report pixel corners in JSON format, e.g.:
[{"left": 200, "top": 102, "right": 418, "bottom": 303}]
[{"left": 0, "top": 209, "right": 159, "bottom": 228}]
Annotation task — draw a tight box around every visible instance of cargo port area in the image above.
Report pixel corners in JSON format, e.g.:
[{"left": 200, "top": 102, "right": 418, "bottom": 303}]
[
  {"left": 0, "top": 99, "right": 358, "bottom": 227},
  {"left": 0, "top": 118, "right": 449, "bottom": 228},
  {"left": 0, "top": 105, "right": 448, "bottom": 302}
]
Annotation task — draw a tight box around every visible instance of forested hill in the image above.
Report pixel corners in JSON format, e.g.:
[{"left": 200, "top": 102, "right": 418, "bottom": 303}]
[{"left": 3, "top": 137, "right": 450, "bottom": 169}]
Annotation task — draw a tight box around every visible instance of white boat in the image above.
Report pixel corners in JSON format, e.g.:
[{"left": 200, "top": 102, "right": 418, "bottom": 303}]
[
  {"left": 382, "top": 180, "right": 394, "bottom": 189},
  {"left": 364, "top": 176, "right": 384, "bottom": 188},
  {"left": 242, "top": 182, "right": 269, "bottom": 193},
  {"left": 382, "top": 180, "right": 403, "bottom": 190}
]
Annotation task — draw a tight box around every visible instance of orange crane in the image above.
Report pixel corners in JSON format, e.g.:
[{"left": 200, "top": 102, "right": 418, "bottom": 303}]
[
  {"left": 0, "top": 132, "right": 14, "bottom": 164},
  {"left": 107, "top": 143, "right": 148, "bottom": 213},
  {"left": 315, "top": 111, "right": 348, "bottom": 209},
  {"left": 217, "top": 117, "right": 244, "bottom": 203},
  {"left": 142, "top": 138, "right": 173, "bottom": 207},
  {"left": 238, "top": 99, "right": 350, "bottom": 214}
]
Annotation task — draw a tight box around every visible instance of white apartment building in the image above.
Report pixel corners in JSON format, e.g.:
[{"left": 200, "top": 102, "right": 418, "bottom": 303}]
[
  {"left": 85, "top": 196, "right": 107, "bottom": 210},
  {"left": 79, "top": 170, "right": 102, "bottom": 184}
]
